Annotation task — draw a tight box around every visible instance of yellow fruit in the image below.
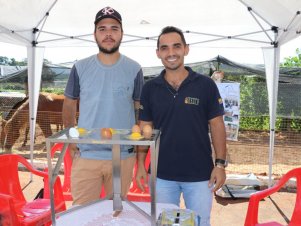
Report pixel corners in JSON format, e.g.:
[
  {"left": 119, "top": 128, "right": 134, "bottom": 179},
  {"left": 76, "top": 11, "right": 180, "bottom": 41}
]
[
  {"left": 129, "top": 132, "right": 143, "bottom": 140},
  {"left": 77, "top": 127, "right": 87, "bottom": 136},
  {"left": 109, "top": 128, "right": 116, "bottom": 134},
  {"left": 131, "top": 132, "right": 141, "bottom": 137}
]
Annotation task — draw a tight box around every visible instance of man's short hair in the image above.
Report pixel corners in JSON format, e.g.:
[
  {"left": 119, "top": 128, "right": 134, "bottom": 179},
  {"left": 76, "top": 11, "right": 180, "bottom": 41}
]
[{"left": 157, "top": 26, "right": 187, "bottom": 48}]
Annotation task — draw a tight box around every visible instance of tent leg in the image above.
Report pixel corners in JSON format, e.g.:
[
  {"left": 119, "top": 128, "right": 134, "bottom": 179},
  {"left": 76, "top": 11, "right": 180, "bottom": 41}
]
[
  {"left": 268, "top": 129, "right": 275, "bottom": 187},
  {"left": 27, "top": 45, "right": 45, "bottom": 180}
]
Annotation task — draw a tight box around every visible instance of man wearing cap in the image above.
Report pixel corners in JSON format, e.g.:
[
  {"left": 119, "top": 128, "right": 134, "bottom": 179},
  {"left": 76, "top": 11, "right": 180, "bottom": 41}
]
[{"left": 62, "top": 6, "right": 144, "bottom": 205}]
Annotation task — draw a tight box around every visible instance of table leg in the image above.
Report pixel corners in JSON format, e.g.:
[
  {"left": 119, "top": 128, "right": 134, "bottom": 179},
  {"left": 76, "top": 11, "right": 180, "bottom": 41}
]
[
  {"left": 47, "top": 140, "right": 56, "bottom": 226},
  {"left": 47, "top": 141, "right": 68, "bottom": 226},
  {"left": 112, "top": 141, "right": 123, "bottom": 211},
  {"left": 150, "top": 135, "right": 160, "bottom": 225}
]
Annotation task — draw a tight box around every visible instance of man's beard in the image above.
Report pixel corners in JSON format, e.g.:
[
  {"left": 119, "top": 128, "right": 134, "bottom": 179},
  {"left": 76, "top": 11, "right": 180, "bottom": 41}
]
[
  {"left": 97, "top": 38, "right": 120, "bottom": 54},
  {"left": 98, "top": 44, "right": 120, "bottom": 54},
  {"left": 95, "top": 36, "right": 122, "bottom": 54}
]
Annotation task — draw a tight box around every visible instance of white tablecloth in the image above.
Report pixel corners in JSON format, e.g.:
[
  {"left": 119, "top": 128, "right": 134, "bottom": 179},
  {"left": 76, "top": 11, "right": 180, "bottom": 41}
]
[{"left": 56, "top": 200, "right": 178, "bottom": 226}]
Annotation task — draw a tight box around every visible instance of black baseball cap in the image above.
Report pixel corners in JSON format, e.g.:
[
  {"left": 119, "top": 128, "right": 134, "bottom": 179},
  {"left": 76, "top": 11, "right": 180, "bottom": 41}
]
[{"left": 94, "top": 6, "right": 122, "bottom": 25}]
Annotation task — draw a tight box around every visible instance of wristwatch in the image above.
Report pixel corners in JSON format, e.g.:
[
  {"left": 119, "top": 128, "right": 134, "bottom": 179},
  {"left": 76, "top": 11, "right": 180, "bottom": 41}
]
[{"left": 215, "top": 158, "right": 228, "bottom": 168}]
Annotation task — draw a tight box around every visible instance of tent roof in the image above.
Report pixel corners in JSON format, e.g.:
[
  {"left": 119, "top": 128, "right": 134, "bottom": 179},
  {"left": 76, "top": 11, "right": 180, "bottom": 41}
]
[
  {"left": 2, "top": 0, "right": 299, "bottom": 183},
  {"left": 1, "top": 0, "right": 301, "bottom": 50}
]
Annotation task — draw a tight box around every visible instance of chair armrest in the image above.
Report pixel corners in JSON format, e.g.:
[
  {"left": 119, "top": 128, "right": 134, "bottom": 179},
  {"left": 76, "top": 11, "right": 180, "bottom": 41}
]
[
  {"left": 42, "top": 172, "right": 66, "bottom": 210},
  {"left": 250, "top": 171, "right": 294, "bottom": 202},
  {"left": 16, "top": 155, "right": 66, "bottom": 210},
  {"left": 43, "top": 174, "right": 63, "bottom": 198},
  {"left": 16, "top": 155, "right": 48, "bottom": 178},
  {"left": 245, "top": 168, "right": 299, "bottom": 226}
]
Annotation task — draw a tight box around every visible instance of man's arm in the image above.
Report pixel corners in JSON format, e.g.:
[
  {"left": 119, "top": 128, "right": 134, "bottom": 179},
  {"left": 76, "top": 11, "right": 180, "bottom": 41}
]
[
  {"left": 136, "top": 120, "right": 153, "bottom": 191},
  {"left": 62, "top": 96, "right": 78, "bottom": 128},
  {"left": 62, "top": 96, "right": 78, "bottom": 158},
  {"left": 134, "top": 101, "right": 140, "bottom": 124},
  {"left": 208, "top": 115, "right": 227, "bottom": 192}
]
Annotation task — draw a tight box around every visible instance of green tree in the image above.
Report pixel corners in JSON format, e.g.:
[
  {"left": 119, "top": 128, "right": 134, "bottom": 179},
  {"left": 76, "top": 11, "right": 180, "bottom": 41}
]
[
  {"left": 0, "top": 56, "right": 27, "bottom": 66},
  {"left": 9, "top": 58, "right": 17, "bottom": 66},
  {"left": 0, "top": 56, "right": 10, "bottom": 65},
  {"left": 279, "top": 48, "right": 301, "bottom": 131},
  {"left": 281, "top": 48, "right": 301, "bottom": 67},
  {"left": 15, "top": 58, "right": 27, "bottom": 66}
]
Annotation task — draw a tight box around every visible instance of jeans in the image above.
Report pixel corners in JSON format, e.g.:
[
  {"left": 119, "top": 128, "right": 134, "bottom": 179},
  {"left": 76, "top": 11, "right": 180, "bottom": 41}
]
[{"left": 156, "top": 178, "right": 213, "bottom": 226}]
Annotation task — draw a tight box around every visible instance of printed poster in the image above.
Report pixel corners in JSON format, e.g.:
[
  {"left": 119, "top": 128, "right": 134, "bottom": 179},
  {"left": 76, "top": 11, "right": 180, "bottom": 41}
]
[{"left": 217, "top": 83, "right": 240, "bottom": 141}]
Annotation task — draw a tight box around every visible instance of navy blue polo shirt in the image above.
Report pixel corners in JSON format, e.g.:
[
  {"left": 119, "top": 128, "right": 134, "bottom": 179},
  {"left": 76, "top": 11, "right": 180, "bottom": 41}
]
[{"left": 139, "top": 67, "right": 224, "bottom": 182}]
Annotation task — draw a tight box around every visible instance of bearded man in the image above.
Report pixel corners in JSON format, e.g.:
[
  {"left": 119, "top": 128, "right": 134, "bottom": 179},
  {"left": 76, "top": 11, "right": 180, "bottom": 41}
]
[{"left": 62, "top": 6, "right": 144, "bottom": 205}]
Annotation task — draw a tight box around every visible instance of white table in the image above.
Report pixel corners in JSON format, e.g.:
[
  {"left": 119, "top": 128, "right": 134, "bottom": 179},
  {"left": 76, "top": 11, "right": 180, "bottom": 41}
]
[{"left": 56, "top": 200, "right": 178, "bottom": 226}]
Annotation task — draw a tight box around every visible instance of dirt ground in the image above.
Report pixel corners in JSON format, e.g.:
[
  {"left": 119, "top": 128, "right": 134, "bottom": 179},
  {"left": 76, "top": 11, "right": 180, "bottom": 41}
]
[
  {"left": 3, "top": 126, "right": 301, "bottom": 178},
  {"left": 226, "top": 130, "right": 301, "bottom": 176}
]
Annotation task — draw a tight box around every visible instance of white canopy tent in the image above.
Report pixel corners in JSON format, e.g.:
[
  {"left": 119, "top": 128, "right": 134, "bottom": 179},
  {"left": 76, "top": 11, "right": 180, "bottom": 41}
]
[{"left": 1, "top": 0, "right": 301, "bottom": 185}]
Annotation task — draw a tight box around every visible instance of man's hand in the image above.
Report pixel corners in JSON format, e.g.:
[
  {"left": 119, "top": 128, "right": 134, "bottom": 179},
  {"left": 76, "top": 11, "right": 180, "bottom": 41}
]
[
  {"left": 209, "top": 167, "right": 226, "bottom": 192},
  {"left": 135, "top": 163, "right": 148, "bottom": 192},
  {"left": 135, "top": 121, "right": 153, "bottom": 192}
]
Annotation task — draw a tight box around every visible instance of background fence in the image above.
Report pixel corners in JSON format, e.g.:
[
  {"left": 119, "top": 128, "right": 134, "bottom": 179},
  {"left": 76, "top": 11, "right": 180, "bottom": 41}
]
[{"left": 0, "top": 76, "right": 301, "bottom": 177}]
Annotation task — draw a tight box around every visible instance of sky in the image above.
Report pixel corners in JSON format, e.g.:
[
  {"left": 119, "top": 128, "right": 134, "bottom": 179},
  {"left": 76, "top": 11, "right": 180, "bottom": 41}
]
[{"left": 0, "top": 36, "right": 300, "bottom": 67}]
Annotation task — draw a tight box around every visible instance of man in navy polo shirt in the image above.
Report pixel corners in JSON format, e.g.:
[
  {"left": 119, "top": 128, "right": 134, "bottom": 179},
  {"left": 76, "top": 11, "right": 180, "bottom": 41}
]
[{"left": 136, "top": 26, "right": 227, "bottom": 226}]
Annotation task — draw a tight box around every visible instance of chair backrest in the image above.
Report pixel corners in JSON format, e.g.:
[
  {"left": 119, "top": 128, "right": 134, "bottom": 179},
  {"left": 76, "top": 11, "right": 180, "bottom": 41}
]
[
  {"left": 50, "top": 143, "right": 106, "bottom": 200},
  {"left": 267, "top": 167, "right": 301, "bottom": 225},
  {"left": 244, "top": 167, "right": 301, "bottom": 226},
  {"left": 131, "top": 149, "right": 151, "bottom": 189},
  {"left": 50, "top": 143, "right": 72, "bottom": 193},
  {"left": 0, "top": 155, "right": 26, "bottom": 204},
  {"left": 286, "top": 168, "right": 301, "bottom": 224},
  {"left": 127, "top": 150, "right": 151, "bottom": 202}
]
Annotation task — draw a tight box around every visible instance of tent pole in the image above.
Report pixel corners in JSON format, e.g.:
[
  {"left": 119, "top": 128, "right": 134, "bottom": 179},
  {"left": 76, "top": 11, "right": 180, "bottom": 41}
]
[
  {"left": 263, "top": 28, "right": 280, "bottom": 188},
  {"left": 27, "top": 29, "right": 44, "bottom": 181},
  {"left": 268, "top": 44, "right": 280, "bottom": 188}
]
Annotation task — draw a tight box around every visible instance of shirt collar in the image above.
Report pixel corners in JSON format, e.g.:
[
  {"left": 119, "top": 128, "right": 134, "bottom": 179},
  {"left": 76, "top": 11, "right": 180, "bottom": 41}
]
[{"left": 154, "top": 66, "right": 197, "bottom": 85}]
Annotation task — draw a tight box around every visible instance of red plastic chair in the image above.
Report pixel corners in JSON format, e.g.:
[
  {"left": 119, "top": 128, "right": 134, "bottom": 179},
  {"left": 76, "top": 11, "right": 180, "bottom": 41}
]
[
  {"left": 244, "top": 167, "right": 301, "bottom": 226},
  {"left": 50, "top": 143, "right": 73, "bottom": 201},
  {"left": 0, "top": 154, "right": 66, "bottom": 226},
  {"left": 127, "top": 150, "right": 151, "bottom": 202},
  {"left": 50, "top": 143, "right": 106, "bottom": 201},
  {"left": 51, "top": 143, "right": 151, "bottom": 202}
]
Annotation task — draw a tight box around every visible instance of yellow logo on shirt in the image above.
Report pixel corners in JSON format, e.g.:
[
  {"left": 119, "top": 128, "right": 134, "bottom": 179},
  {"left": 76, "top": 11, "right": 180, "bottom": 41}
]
[
  {"left": 184, "top": 97, "right": 199, "bottom": 105},
  {"left": 218, "top": 98, "right": 223, "bottom": 104}
]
